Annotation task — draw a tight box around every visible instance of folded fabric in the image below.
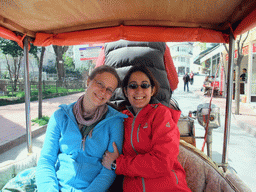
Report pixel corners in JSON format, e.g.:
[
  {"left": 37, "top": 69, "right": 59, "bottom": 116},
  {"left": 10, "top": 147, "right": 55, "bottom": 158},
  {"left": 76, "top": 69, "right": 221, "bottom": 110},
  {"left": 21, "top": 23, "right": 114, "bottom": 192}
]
[{"left": 1, "top": 167, "right": 37, "bottom": 192}]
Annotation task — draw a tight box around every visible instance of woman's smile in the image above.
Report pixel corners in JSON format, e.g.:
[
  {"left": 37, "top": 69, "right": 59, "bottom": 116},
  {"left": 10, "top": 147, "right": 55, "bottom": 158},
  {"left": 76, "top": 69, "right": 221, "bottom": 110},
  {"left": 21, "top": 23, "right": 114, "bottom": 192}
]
[
  {"left": 134, "top": 96, "right": 145, "bottom": 100},
  {"left": 94, "top": 92, "right": 105, "bottom": 100}
]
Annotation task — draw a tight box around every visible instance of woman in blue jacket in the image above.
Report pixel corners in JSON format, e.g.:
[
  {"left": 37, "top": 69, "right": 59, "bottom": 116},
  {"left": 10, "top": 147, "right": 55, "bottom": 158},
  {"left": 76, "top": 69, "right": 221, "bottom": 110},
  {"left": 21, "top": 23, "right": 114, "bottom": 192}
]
[{"left": 36, "top": 65, "right": 127, "bottom": 192}]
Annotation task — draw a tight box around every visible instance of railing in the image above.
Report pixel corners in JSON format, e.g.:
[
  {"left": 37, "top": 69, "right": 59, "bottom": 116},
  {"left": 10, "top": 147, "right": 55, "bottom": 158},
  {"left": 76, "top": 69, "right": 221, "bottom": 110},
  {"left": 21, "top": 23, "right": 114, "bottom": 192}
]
[{"left": 0, "top": 79, "right": 85, "bottom": 97}]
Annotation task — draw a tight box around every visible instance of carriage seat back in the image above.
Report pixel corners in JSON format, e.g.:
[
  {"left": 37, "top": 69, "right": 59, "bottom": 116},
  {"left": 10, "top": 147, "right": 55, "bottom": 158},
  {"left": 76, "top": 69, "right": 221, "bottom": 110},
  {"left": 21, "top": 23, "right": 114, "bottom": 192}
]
[{"left": 178, "top": 140, "right": 251, "bottom": 192}]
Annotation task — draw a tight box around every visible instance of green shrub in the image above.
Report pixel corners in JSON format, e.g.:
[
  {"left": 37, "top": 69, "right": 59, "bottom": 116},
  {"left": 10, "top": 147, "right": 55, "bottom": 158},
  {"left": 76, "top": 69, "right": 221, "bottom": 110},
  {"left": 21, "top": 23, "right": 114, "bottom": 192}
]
[
  {"left": 16, "top": 91, "right": 25, "bottom": 98},
  {"left": 32, "top": 116, "right": 50, "bottom": 126},
  {"left": 0, "top": 83, "right": 84, "bottom": 106}
]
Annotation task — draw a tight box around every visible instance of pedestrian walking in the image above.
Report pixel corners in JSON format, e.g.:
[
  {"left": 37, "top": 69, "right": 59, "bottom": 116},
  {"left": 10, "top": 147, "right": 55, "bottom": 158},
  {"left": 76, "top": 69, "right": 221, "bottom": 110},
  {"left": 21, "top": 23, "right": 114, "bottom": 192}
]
[
  {"left": 190, "top": 71, "right": 194, "bottom": 85},
  {"left": 183, "top": 72, "right": 190, "bottom": 92},
  {"left": 240, "top": 68, "right": 247, "bottom": 82}
]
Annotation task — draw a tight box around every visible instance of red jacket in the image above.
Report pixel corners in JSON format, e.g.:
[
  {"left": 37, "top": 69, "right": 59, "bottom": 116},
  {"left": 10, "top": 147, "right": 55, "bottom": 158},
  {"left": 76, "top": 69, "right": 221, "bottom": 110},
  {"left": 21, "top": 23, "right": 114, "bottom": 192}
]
[{"left": 116, "top": 103, "right": 191, "bottom": 192}]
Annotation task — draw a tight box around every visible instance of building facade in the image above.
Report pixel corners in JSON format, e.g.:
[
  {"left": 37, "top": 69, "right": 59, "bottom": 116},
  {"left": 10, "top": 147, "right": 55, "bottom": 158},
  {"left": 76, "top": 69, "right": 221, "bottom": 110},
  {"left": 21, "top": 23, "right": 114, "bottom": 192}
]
[
  {"left": 226, "top": 28, "right": 256, "bottom": 103},
  {"left": 197, "top": 28, "right": 256, "bottom": 103},
  {"left": 167, "top": 42, "right": 193, "bottom": 75}
]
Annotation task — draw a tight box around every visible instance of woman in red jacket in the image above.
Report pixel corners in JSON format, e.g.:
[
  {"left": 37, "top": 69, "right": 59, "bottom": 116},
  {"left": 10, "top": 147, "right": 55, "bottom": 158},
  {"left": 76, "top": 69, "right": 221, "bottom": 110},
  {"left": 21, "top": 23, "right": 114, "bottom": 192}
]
[{"left": 102, "top": 65, "right": 191, "bottom": 192}]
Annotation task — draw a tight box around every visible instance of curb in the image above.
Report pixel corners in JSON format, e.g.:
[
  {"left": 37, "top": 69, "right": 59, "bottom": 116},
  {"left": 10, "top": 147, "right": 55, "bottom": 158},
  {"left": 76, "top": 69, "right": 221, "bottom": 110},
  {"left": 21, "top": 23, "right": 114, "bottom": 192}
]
[{"left": 0, "top": 125, "right": 47, "bottom": 155}]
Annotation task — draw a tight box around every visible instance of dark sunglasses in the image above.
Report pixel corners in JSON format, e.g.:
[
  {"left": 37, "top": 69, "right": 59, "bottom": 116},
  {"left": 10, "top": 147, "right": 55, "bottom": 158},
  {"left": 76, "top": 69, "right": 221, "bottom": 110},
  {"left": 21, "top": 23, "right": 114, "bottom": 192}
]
[{"left": 128, "top": 83, "right": 152, "bottom": 89}]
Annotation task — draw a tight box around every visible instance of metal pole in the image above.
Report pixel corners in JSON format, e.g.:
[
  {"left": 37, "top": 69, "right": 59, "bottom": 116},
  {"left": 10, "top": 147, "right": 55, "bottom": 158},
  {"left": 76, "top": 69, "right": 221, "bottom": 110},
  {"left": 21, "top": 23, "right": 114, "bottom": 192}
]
[
  {"left": 210, "top": 56, "right": 213, "bottom": 76},
  {"left": 207, "top": 128, "right": 213, "bottom": 159},
  {"left": 24, "top": 37, "right": 32, "bottom": 153},
  {"left": 222, "top": 33, "right": 235, "bottom": 171}
]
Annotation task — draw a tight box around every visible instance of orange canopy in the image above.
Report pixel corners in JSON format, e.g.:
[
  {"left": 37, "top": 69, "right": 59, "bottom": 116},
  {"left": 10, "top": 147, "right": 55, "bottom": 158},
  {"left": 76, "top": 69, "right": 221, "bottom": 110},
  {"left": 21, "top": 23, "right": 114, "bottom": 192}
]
[
  {"left": 1, "top": 0, "right": 256, "bottom": 47},
  {"left": 32, "top": 26, "right": 229, "bottom": 47}
]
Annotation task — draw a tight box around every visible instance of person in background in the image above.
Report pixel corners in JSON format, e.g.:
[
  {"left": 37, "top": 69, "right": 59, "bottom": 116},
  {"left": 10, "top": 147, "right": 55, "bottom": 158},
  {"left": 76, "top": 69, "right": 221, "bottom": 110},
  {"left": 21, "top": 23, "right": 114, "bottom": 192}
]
[
  {"left": 189, "top": 71, "right": 194, "bottom": 85},
  {"left": 183, "top": 72, "right": 190, "bottom": 92},
  {"left": 203, "top": 76, "right": 212, "bottom": 95},
  {"left": 36, "top": 65, "right": 127, "bottom": 192},
  {"left": 240, "top": 68, "right": 247, "bottom": 94},
  {"left": 102, "top": 65, "right": 191, "bottom": 192},
  {"left": 240, "top": 68, "right": 247, "bottom": 82}
]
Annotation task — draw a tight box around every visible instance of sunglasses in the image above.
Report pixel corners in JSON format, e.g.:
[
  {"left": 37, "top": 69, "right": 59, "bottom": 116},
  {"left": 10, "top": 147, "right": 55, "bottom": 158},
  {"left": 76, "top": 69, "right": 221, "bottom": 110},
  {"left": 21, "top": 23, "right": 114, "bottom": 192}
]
[{"left": 128, "top": 83, "right": 152, "bottom": 89}]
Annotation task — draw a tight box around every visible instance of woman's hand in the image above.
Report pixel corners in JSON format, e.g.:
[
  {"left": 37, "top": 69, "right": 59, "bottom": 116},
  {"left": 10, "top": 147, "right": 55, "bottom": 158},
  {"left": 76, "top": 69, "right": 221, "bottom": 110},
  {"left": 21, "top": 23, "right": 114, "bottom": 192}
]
[{"left": 102, "top": 142, "right": 120, "bottom": 170}]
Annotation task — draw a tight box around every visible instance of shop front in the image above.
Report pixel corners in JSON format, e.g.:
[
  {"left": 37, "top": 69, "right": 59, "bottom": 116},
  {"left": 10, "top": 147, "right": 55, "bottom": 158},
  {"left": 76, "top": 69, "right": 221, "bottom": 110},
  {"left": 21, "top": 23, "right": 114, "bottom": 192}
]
[{"left": 250, "top": 43, "right": 256, "bottom": 102}]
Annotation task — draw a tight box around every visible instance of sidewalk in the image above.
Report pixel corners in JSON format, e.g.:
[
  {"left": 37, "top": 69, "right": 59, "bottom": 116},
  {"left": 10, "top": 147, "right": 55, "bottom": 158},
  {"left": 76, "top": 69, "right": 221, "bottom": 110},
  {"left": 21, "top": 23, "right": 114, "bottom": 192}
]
[
  {"left": 195, "top": 90, "right": 256, "bottom": 138},
  {"left": 0, "top": 92, "right": 83, "bottom": 154}
]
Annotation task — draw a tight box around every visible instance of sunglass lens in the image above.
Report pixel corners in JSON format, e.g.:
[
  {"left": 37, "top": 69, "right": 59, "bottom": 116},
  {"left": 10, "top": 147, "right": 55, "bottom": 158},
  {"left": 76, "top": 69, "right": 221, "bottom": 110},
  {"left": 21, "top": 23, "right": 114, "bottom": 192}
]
[
  {"left": 141, "top": 84, "right": 151, "bottom": 89},
  {"left": 128, "top": 84, "right": 138, "bottom": 89}
]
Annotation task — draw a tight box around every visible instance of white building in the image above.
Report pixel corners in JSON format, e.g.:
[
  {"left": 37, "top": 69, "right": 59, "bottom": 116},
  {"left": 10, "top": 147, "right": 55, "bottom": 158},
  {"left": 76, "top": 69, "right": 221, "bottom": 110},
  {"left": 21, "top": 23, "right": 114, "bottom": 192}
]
[
  {"left": 193, "top": 44, "right": 223, "bottom": 76},
  {"left": 167, "top": 42, "right": 193, "bottom": 75}
]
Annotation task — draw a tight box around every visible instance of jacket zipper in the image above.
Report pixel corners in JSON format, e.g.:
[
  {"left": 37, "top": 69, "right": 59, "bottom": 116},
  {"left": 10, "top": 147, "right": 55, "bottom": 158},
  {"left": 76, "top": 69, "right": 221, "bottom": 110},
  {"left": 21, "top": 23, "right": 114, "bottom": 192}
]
[
  {"left": 81, "top": 137, "right": 86, "bottom": 151},
  {"left": 131, "top": 118, "right": 138, "bottom": 155},
  {"left": 137, "top": 124, "right": 141, "bottom": 142},
  {"left": 142, "top": 177, "right": 146, "bottom": 192},
  {"left": 172, "top": 170, "right": 179, "bottom": 184},
  {"left": 131, "top": 116, "right": 146, "bottom": 191}
]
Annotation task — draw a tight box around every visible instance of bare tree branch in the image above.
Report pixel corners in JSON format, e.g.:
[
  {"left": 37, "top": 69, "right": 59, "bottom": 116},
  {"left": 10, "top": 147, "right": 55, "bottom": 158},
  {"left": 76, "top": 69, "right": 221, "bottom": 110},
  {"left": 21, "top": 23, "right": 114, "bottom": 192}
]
[
  {"left": 241, "top": 31, "right": 250, "bottom": 54},
  {"left": 5, "top": 55, "right": 12, "bottom": 80},
  {"left": 223, "top": 43, "right": 229, "bottom": 53},
  {"left": 234, "top": 30, "right": 250, "bottom": 115},
  {"left": 17, "top": 56, "right": 22, "bottom": 80}
]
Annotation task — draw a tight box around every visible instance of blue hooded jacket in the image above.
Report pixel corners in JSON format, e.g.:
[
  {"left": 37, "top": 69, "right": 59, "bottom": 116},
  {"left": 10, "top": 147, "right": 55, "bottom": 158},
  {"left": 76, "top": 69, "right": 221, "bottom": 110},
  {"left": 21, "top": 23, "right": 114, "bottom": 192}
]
[{"left": 36, "top": 101, "right": 127, "bottom": 192}]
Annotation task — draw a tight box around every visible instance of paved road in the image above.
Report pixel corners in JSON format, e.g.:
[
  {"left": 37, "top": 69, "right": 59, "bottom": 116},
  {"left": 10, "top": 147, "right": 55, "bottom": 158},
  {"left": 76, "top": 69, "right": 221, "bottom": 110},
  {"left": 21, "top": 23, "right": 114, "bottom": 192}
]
[{"left": 175, "top": 75, "right": 256, "bottom": 191}]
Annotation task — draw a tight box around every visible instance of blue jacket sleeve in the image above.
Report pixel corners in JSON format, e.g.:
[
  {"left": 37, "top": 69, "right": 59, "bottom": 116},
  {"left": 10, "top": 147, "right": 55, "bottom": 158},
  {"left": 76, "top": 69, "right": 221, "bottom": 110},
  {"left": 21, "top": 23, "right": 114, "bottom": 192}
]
[
  {"left": 84, "top": 117, "right": 124, "bottom": 192},
  {"left": 36, "top": 111, "right": 61, "bottom": 192}
]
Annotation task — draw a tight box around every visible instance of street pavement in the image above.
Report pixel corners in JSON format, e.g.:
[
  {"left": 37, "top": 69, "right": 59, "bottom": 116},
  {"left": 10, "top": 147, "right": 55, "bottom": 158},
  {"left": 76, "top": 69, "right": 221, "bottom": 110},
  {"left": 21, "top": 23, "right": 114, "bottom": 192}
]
[
  {"left": 0, "top": 76, "right": 256, "bottom": 190},
  {"left": 175, "top": 75, "right": 256, "bottom": 191},
  {"left": 0, "top": 93, "right": 82, "bottom": 154}
]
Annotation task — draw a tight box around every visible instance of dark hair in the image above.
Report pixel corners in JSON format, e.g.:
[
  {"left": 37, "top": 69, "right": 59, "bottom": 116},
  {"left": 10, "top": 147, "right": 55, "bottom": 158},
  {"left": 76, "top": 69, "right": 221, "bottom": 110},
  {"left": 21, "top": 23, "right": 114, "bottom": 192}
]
[
  {"left": 88, "top": 65, "right": 121, "bottom": 87},
  {"left": 122, "top": 64, "right": 159, "bottom": 101},
  {"left": 243, "top": 68, "right": 247, "bottom": 71}
]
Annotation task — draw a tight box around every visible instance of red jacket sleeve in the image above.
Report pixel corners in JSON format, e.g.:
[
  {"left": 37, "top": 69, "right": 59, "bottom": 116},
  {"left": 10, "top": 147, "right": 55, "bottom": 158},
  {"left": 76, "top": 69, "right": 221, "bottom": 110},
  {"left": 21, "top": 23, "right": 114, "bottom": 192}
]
[
  {"left": 116, "top": 107, "right": 180, "bottom": 178},
  {"left": 164, "top": 45, "right": 179, "bottom": 91}
]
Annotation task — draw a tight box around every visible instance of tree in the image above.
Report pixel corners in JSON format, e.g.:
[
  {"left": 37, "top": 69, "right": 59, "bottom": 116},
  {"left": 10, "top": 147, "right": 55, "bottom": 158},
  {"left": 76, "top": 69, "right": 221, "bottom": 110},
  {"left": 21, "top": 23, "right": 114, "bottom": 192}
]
[
  {"left": 223, "top": 31, "right": 249, "bottom": 115},
  {"left": 0, "top": 38, "right": 38, "bottom": 91},
  {"left": 0, "top": 38, "right": 47, "bottom": 118},
  {"left": 0, "top": 38, "right": 24, "bottom": 91},
  {"left": 63, "top": 53, "right": 75, "bottom": 70},
  {"left": 43, "top": 60, "right": 57, "bottom": 74},
  {"left": 38, "top": 47, "right": 46, "bottom": 118},
  {"left": 29, "top": 45, "right": 46, "bottom": 119},
  {"left": 52, "top": 45, "right": 69, "bottom": 81}
]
